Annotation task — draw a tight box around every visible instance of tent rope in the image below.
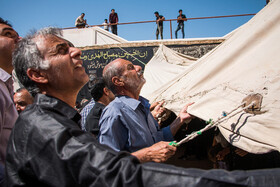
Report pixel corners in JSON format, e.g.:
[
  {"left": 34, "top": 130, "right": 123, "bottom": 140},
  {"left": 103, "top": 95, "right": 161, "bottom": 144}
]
[{"left": 169, "top": 101, "right": 255, "bottom": 147}]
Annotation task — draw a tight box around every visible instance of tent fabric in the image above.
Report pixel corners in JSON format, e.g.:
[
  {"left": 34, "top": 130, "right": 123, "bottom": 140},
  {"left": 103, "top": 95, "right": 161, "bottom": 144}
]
[
  {"left": 62, "top": 26, "right": 127, "bottom": 47},
  {"left": 141, "top": 44, "right": 197, "bottom": 99},
  {"left": 146, "top": 0, "right": 280, "bottom": 154}
]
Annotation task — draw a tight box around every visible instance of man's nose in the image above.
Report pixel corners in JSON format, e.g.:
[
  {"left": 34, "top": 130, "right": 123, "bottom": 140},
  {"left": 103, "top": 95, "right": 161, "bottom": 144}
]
[
  {"left": 134, "top": 65, "right": 142, "bottom": 72},
  {"left": 70, "top": 47, "right": 82, "bottom": 58},
  {"left": 14, "top": 36, "right": 22, "bottom": 44},
  {"left": 15, "top": 104, "right": 20, "bottom": 111}
]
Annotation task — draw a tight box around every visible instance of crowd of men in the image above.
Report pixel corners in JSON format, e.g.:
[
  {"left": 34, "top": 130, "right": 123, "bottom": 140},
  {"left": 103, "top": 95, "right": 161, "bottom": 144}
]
[
  {"left": 0, "top": 17, "right": 279, "bottom": 186},
  {"left": 75, "top": 9, "right": 187, "bottom": 39}
]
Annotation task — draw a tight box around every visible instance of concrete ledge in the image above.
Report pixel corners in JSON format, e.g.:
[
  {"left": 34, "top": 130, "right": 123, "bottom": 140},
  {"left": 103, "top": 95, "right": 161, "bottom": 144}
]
[{"left": 79, "top": 37, "right": 225, "bottom": 50}]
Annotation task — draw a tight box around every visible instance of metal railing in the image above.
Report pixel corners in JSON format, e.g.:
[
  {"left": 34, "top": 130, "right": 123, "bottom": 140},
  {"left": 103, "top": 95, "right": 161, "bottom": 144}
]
[{"left": 64, "top": 13, "right": 256, "bottom": 39}]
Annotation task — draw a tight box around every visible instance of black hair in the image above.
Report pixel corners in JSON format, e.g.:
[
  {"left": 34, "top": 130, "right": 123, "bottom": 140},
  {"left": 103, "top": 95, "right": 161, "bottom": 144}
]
[
  {"left": 0, "top": 17, "right": 12, "bottom": 27},
  {"left": 111, "top": 9, "right": 115, "bottom": 11},
  {"left": 179, "top": 9, "right": 182, "bottom": 12},
  {"left": 90, "top": 78, "right": 106, "bottom": 102},
  {"left": 105, "top": 19, "right": 107, "bottom": 21},
  {"left": 13, "top": 27, "right": 62, "bottom": 97},
  {"left": 154, "top": 11, "right": 159, "bottom": 15},
  {"left": 16, "top": 87, "right": 27, "bottom": 93},
  {"left": 81, "top": 13, "right": 85, "bottom": 15}
]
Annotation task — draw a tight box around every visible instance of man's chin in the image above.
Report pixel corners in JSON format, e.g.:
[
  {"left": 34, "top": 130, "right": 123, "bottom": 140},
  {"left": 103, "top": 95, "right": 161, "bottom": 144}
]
[
  {"left": 77, "top": 75, "right": 89, "bottom": 89},
  {"left": 139, "top": 80, "right": 146, "bottom": 90}
]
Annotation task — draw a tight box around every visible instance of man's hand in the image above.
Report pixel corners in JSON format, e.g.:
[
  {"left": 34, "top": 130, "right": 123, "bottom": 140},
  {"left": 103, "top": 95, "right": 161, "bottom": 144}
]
[
  {"left": 131, "top": 141, "right": 176, "bottom": 163},
  {"left": 178, "top": 102, "right": 194, "bottom": 123},
  {"left": 151, "top": 101, "right": 166, "bottom": 121},
  {"left": 169, "top": 102, "right": 194, "bottom": 136}
]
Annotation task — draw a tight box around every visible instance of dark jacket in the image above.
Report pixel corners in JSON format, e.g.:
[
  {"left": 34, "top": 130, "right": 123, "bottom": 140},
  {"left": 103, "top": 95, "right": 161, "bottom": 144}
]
[
  {"left": 85, "top": 102, "right": 105, "bottom": 137},
  {"left": 5, "top": 94, "right": 280, "bottom": 186}
]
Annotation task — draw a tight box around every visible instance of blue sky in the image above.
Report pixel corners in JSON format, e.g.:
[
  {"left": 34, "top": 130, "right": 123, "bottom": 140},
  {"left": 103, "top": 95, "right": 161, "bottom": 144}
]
[{"left": 1, "top": 0, "right": 266, "bottom": 41}]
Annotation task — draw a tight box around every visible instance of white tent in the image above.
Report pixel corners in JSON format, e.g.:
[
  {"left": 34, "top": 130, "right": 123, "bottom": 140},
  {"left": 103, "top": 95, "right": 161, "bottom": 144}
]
[
  {"left": 141, "top": 44, "right": 197, "bottom": 99},
  {"left": 147, "top": 0, "right": 280, "bottom": 154},
  {"left": 62, "top": 26, "right": 127, "bottom": 47}
]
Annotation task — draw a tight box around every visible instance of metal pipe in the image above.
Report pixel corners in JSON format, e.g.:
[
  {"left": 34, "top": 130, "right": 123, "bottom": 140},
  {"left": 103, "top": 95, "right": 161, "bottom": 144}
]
[
  {"left": 63, "top": 13, "right": 256, "bottom": 30},
  {"left": 170, "top": 20, "right": 173, "bottom": 39}
]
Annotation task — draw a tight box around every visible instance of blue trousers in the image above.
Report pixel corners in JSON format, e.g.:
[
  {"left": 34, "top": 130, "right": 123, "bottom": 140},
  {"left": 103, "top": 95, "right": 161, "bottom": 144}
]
[
  {"left": 175, "top": 23, "right": 185, "bottom": 39},
  {"left": 156, "top": 25, "right": 163, "bottom": 40}
]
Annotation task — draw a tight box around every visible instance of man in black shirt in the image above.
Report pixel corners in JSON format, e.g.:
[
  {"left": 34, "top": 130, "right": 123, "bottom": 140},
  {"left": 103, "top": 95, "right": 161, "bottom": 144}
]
[
  {"left": 175, "top": 9, "right": 187, "bottom": 39},
  {"left": 85, "top": 78, "right": 115, "bottom": 137},
  {"left": 154, "top": 11, "right": 165, "bottom": 40}
]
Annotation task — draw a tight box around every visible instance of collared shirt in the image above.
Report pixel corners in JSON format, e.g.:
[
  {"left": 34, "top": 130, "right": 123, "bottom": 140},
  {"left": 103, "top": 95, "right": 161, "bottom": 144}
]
[
  {"left": 0, "top": 68, "right": 18, "bottom": 165},
  {"left": 80, "top": 99, "right": 95, "bottom": 130},
  {"left": 98, "top": 95, "right": 173, "bottom": 152},
  {"left": 109, "top": 13, "right": 118, "bottom": 23}
]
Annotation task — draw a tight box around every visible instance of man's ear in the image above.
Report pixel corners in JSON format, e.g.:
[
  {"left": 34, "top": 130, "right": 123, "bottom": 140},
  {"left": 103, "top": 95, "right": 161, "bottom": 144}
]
[
  {"left": 26, "top": 68, "right": 48, "bottom": 84},
  {"left": 112, "top": 76, "right": 124, "bottom": 87},
  {"left": 103, "top": 87, "right": 109, "bottom": 96}
]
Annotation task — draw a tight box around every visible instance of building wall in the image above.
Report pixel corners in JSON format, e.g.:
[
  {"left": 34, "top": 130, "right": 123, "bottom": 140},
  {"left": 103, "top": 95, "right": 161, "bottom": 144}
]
[
  {"left": 80, "top": 38, "right": 223, "bottom": 77},
  {"left": 154, "top": 43, "right": 221, "bottom": 58}
]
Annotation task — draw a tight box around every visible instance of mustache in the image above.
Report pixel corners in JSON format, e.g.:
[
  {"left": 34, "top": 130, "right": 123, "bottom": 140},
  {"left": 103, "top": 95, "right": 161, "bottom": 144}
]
[{"left": 137, "top": 70, "right": 144, "bottom": 77}]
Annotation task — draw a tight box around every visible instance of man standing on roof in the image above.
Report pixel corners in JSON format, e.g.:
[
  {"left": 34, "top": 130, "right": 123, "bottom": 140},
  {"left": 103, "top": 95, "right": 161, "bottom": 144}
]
[
  {"left": 175, "top": 9, "right": 187, "bottom": 39},
  {"left": 109, "top": 9, "right": 118, "bottom": 35},
  {"left": 75, "top": 13, "right": 88, "bottom": 28},
  {"left": 103, "top": 19, "right": 109, "bottom": 31},
  {"left": 154, "top": 11, "right": 165, "bottom": 40}
]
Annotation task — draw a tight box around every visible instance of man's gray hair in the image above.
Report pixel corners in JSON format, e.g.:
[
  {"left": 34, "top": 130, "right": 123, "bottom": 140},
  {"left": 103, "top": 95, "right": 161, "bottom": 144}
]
[
  {"left": 12, "top": 27, "right": 62, "bottom": 97},
  {"left": 102, "top": 59, "right": 124, "bottom": 95}
]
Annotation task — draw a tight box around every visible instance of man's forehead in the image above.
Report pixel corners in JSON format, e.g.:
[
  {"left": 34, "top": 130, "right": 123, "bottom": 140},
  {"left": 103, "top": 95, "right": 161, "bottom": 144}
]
[
  {"left": 36, "top": 34, "right": 65, "bottom": 43},
  {"left": 115, "top": 59, "right": 132, "bottom": 70},
  {"left": 117, "top": 59, "right": 132, "bottom": 66},
  {"left": 0, "top": 23, "right": 14, "bottom": 33},
  {"left": 34, "top": 34, "right": 72, "bottom": 50}
]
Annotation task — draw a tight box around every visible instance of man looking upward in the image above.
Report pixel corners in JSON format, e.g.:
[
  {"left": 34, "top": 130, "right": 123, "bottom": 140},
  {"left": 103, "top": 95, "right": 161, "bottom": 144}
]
[
  {"left": 0, "top": 17, "right": 21, "bottom": 184},
  {"left": 99, "top": 58, "right": 193, "bottom": 153}
]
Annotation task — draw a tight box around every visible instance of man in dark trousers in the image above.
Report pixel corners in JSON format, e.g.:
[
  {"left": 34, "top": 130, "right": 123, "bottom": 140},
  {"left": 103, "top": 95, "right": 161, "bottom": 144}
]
[
  {"left": 154, "top": 11, "right": 165, "bottom": 40},
  {"left": 109, "top": 9, "right": 118, "bottom": 35},
  {"left": 175, "top": 9, "right": 187, "bottom": 39}
]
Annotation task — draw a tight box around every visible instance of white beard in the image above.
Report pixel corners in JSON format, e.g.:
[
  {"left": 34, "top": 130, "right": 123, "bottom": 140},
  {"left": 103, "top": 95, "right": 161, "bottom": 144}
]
[{"left": 123, "top": 74, "right": 146, "bottom": 93}]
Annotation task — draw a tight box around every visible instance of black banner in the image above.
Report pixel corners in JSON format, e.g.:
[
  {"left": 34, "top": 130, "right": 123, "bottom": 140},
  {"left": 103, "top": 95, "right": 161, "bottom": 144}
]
[{"left": 81, "top": 46, "right": 155, "bottom": 78}]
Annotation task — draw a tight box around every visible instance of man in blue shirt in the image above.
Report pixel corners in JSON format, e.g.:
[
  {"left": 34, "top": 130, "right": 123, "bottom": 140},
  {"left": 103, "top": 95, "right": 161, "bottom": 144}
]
[{"left": 99, "top": 58, "right": 193, "bottom": 154}]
